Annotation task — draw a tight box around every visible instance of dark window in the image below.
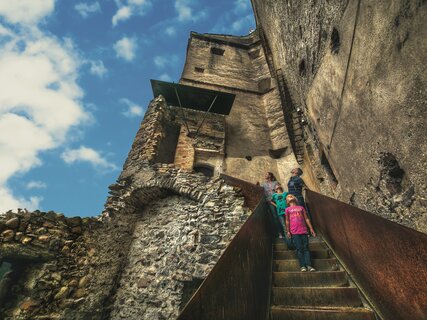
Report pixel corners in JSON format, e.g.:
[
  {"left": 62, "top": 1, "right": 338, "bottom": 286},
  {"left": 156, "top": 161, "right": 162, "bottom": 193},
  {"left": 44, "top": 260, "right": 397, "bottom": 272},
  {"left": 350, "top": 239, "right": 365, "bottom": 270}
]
[
  {"left": 268, "top": 147, "right": 288, "bottom": 159},
  {"left": 299, "top": 59, "right": 306, "bottom": 77},
  {"left": 331, "top": 28, "right": 340, "bottom": 54},
  {"left": 248, "top": 49, "right": 260, "bottom": 59},
  {"left": 194, "top": 164, "right": 214, "bottom": 177},
  {"left": 258, "top": 78, "right": 271, "bottom": 92},
  {"left": 211, "top": 47, "right": 225, "bottom": 56},
  {"left": 194, "top": 67, "right": 204, "bottom": 73}
]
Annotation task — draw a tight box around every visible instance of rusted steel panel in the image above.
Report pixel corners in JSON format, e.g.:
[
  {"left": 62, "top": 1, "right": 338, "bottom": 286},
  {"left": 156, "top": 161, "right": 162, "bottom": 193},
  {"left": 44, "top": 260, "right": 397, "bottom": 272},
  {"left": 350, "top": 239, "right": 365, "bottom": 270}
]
[
  {"left": 178, "top": 179, "right": 273, "bottom": 320},
  {"left": 306, "top": 190, "right": 427, "bottom": 320},
  {"left": 220, "top": 174, "right": 264, "bottom": 210}
]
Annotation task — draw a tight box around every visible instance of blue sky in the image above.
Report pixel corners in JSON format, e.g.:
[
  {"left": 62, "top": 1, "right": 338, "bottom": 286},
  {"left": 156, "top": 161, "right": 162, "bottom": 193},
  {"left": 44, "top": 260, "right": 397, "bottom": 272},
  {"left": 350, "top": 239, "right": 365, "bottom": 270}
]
[{"left": 0, "top": 0, "right": 255, "bottom": 217}]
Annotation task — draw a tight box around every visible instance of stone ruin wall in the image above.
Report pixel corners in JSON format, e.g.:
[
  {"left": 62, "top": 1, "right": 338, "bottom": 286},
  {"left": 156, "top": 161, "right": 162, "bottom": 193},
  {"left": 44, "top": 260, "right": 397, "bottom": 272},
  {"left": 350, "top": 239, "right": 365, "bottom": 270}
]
[
  {"left": 252, "top": 0, "right": 427, "bottom": 233},
  {"left": 0, "top": 96, "right": 252, "bottom": 319}
]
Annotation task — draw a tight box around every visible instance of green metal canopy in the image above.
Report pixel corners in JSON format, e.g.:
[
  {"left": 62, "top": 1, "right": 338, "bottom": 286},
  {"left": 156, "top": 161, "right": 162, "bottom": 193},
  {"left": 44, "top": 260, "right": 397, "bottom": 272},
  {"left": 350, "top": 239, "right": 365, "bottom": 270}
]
[{"left": 150, "top": 79, "right": 235, "bottom": 115}]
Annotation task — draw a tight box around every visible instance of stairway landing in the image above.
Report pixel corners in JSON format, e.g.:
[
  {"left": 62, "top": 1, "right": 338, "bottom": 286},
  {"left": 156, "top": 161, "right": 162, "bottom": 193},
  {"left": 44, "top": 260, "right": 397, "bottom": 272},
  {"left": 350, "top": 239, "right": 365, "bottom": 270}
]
[{"left": 271, "top": 236, "right": 376, "bottom": 320}]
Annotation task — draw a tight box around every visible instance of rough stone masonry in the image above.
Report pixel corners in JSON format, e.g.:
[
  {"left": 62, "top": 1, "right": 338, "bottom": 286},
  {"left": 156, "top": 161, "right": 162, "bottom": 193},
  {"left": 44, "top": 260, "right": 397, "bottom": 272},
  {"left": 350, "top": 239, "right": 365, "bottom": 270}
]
[
  {"left": 1, "top": 0, "right": 426, "bottom": 318},
  {"left": 0, "top": 96, "right": 251, "bottom": 319}
]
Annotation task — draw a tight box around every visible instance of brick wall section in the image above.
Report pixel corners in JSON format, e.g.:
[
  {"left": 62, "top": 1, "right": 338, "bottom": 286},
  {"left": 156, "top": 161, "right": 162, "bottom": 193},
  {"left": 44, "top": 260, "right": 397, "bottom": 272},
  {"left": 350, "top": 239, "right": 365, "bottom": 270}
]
[
  {"left": 170, "top": 107, "right": 225, "bottom": 153},
  {"left": 174, "top": 126, "right": 195, "bottom": 171}
]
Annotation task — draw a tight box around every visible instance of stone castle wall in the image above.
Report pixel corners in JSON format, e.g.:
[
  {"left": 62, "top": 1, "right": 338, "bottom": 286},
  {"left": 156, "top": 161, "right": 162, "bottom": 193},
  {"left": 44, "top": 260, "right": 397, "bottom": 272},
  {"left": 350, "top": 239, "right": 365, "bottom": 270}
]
[
  {"left": 2, "top": 2, "right": 425, "bottom": 319},
  {"left": 252, "top": 0, "right": 427, "bottom": 232}
]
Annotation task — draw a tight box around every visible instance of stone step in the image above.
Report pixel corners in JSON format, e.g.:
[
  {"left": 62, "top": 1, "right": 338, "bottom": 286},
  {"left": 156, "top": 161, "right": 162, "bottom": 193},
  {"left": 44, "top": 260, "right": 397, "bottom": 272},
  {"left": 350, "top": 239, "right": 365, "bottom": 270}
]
[
  {"left": 274, "top": 259, "right": 339, "bottom": 272},
  {"left": 274, "top": 249, "right": 330, "bottom": 260},
  {"left": 273, "top": 271, "right": 348, "bottom": 287},
  {"left": 272, "top": 287, "right": 363, "bottom": 308},
  {"left": 271, "top": 306, "right": 376, "bottom": 320},
  {"left": 274, "top": 237, "right": 325, "bottom": 245},
  {"left": 274, "top": 242, "right": 326, "bottom": 251}
]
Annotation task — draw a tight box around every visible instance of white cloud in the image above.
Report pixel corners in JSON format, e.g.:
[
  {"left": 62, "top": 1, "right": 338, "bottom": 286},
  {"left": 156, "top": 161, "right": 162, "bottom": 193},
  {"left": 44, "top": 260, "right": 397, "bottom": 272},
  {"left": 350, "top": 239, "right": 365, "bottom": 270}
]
[
  {"left": 231, "top": 14, "right": 254, "bottom": 32},
  {"left": 75, "top": 2, "right": 101, "bottom": 18},
  {"left": 233, "top": 0, "right": 250, "bottom": 13},
  {"left": 175, "top": 0, "right": 191, "bottom": 22},
  {"left": 61, "top": 146, "right": 118, "bottom": 171},
  {"left": 120, "top": 98, "right": 144, "bottom": 118},
  {"left": 0, "top": 0, "right": 55, "bottom": 25},
  {"left": 0, "top": 114, "right": 54, "bottom": 184},
  {"left": 112, "top": 6, "right": 131, "bottom": 26},
  {"left": 0, "top": 187, "right": 42, "bottom": 212},
  {"left": 0, "top": 9, "right": 90, "bottom": 212},
  {"left": 89, "top": 59, "right": 108, "bottom": 77},
  {"left": 174, "top": 0, "right": 207, "bottom": 22},
  {"left": 154, "top": 56, "right": 167, "bottom": 68},
  {"left": 26, "top": 181, "right": 47, "bottom": 189},
  {"left": 114, "top": 37, "right": 137, "bottom": 61},
  {"left": 165, "top": 26, "right": 176, "bottom": 36},
  {"left": 112, "top": 0, "right": 152, "bottom": 27},
  {"left": 210, "top": 1, "right": 255, "bottom": 35},
  {"left": 159, "top": 73, "right": 172, "bottom": 82},
  {"left": 154, "top": 54, "right": 179, "bottom": 68}
]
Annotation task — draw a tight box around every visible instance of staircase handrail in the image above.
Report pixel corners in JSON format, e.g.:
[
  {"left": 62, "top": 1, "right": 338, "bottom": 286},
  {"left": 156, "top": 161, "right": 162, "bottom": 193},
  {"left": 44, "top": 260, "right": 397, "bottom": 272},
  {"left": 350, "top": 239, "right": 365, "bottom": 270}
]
[
  {"left": 177, "top": 174, "right": 273, "bottom": 320},
  {"left": 306, "top": 189, "right": 427, "bottom": 320}
]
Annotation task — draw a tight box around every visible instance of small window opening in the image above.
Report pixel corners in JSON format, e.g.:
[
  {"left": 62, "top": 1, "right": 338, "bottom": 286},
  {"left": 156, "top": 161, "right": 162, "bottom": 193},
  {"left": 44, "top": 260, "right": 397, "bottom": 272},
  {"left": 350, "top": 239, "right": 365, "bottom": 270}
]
[
  {"left": 268, "top": 147, "right": 288, "bottom": 159},
  {"left": 321, "top": 152, "right": 338, "bottom": 189},
  {"left": 248, "top": 49, "right": 260, "bottom": 59},
  {"left": 193, "top": 164, "right": 214, "bottom": 177},
  {"left": 258, "top": 78, "right": 271, "bottom": 92},
  {"left": 245, "top": 156, "right": 252, "bottom": 161},
  {"left": 211, "top": 47, "right": 225, "bottom": 56},
  {"left": 195, "top": 67, "right": 204, "bottom": 73},
  {"left": 299, "top": 59, "right": 306, "bottom": 77},
  {"left": 331, "top": 28, "right": 340, "bottom": 54}
]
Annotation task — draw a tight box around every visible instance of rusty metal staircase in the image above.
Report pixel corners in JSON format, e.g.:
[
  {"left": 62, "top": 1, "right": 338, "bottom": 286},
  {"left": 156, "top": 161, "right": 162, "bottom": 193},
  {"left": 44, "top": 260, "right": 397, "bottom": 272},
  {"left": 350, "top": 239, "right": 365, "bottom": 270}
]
[
  {"left": 178, "top": 176, "right": 427, "bottom": 320},
  {"left": 271, "top": 237, "right": 375, "bottom": 320}
]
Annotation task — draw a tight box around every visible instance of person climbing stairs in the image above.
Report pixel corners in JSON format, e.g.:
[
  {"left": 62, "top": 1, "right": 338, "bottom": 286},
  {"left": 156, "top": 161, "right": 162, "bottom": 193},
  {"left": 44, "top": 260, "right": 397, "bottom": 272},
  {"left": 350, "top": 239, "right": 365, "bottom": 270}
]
[{"left": 270, "top": 236, "right": 377, "bottom": 320}]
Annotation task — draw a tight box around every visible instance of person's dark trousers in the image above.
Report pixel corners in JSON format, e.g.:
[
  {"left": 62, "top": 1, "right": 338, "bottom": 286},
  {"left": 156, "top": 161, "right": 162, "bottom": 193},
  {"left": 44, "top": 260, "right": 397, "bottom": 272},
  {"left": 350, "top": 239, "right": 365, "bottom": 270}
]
[
  {"left": 294, "top": 194, "right": 313, "bottom": 221},
  {"left": 267, "top": 202, "right": 284, "bottom": 238},
  {"left": 292, "top": 234, "right": 311, "bottom": 267}
]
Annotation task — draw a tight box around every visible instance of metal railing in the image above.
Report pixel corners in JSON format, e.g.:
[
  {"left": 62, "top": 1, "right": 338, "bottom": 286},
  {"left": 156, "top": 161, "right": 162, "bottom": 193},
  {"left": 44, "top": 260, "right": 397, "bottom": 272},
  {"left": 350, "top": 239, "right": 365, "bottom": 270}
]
[
  {"left": 306, "top": 190, "right": 427, "bottom": 320},
  {"left": 177, "top": 175, "right": 273, "bottom": 320}
]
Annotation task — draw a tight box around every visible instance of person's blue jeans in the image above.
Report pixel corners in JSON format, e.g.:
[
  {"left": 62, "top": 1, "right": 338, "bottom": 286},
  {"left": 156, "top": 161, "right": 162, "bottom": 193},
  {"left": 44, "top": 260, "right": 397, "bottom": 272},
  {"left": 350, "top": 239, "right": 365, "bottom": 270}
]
[
  {"left": 292, "top": 234, "right": 312, "bottom": 267},
  {"left": 268, "top": 202, "right": 284, "bottom": 238}
]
